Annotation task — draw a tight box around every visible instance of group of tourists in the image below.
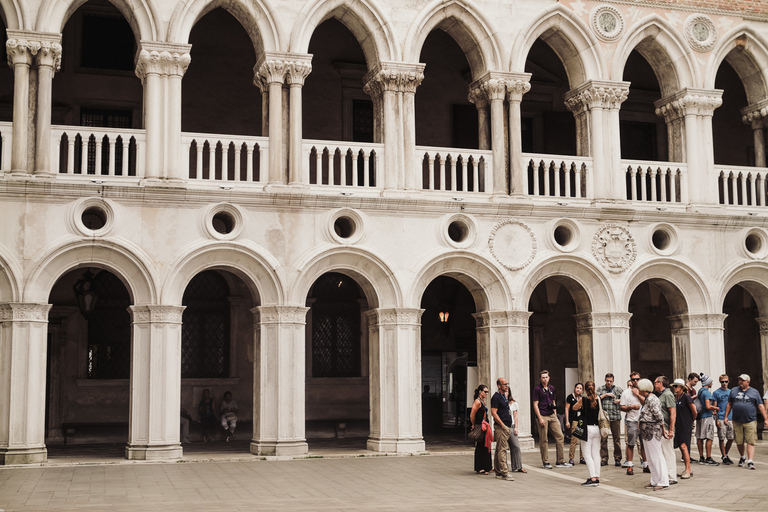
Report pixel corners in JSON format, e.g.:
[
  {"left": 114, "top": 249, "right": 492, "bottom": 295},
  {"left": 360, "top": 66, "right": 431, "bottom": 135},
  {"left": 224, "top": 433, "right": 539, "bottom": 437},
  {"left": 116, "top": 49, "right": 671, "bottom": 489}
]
[{"left": 470, "top": 369, "right": 768, "bottom": 490}]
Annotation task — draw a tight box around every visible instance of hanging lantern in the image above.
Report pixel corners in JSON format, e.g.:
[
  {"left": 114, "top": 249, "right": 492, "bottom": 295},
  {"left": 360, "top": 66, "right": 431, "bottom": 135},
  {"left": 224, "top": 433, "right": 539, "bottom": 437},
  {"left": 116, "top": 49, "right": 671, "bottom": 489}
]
[{"left": 73, "top": 269, "right": 99, "bottom": 319}]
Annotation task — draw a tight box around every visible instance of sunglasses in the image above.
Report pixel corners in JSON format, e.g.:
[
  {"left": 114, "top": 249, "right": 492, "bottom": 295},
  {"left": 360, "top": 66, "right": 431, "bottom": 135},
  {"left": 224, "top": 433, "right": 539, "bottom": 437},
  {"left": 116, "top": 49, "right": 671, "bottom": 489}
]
[
  {"left": 720, "top": 381, "right": 728, "bottom": 384},
  {"left": 631, "top": 378, "right": 640, "bottom": 381}
]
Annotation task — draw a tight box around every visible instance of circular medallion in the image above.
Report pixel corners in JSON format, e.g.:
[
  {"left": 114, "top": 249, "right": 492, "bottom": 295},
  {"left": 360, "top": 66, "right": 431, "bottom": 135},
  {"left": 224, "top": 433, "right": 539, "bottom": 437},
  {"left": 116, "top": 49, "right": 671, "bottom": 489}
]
[
  {"left": 591, "top": 5, "right": 624, "bottom": 42},
  {"left": 685, "top": 14, "right": 716, "bottom": 52},
  {"left": 489, "top": 220, "right": 537, "bottom": 271},
  {"left": 592, "top": 224, "right": 636, "bottom": 274}
]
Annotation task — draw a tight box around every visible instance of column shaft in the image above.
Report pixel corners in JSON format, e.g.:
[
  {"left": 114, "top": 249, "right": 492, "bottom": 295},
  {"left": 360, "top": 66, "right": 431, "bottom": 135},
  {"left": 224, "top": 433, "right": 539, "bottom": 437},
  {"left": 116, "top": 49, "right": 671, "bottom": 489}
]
[
  {"left": 754, "top": 127, "right": 766, "bottom": 168},
  {"left": 403, "top": 91, "right": 419, "bottom": 190},
  {"left": 165, "top": 74, "right": 184, "bottom": 181},
  {"left": 289, "top": 84, "right": 303, "bottom": 184},
  {"left": 7, "top": 42, "right": 32, "bottom": 174},
  {"left": 143, "top": 73, "right": 162, "bottom": 179},
  {"left": 268, "top": 81, "right": 283, "bottom": 184},
  {"left": 490, "top": 98, "right": 505, "bottom": 195}
]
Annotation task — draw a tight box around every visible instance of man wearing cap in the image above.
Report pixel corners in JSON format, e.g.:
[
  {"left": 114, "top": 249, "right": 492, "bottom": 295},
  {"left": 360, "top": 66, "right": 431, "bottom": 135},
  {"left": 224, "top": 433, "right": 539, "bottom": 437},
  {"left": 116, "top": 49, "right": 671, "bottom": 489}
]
[
  {"left": 694, "top": 373, "right": 719, "bottom": 465},
  {"left": 725, "top": 374, "right": 768, "bottom": 470}
]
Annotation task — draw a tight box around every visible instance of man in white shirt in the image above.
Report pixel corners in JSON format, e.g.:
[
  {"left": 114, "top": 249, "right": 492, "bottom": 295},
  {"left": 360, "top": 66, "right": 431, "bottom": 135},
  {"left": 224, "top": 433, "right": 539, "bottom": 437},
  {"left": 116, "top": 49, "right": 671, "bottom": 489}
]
[{"left": 619, "top": 371, "right": 645, "bottom": 475}]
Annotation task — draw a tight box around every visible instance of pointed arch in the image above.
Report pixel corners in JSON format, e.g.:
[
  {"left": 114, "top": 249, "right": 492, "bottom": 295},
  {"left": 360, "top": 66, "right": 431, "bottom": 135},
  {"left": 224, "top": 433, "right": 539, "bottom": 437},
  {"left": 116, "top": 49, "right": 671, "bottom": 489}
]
[
  {"left": 290, "top": 0, "right": 397, "bottom": 68},
  {"left": 168, "top": 0, "right": 279, "bottom": 59},
  {"left": 622, "top": 258, "right": 709, "bottom": 315},
  {"left": 612, "top": 15, "right": 698, "bottom": 96},
  {"left": 0, "top": 0, "right": 30, "bottom": 30},
  {"left": 403, "top": 0, "right": 501, "bottom": 79},
  {"left": 716, "top": 261, "right": 768, "bottom": 317},
  {"left": 510, "top": 3, "right": 603, "bottom": 86},
  {"left": 706, "top": 26, "right": 768, "bottom": 105},
  {"left": 36, "top": 0, "right": 159, "bottom": 41},
  {"left": 0, "top": 244, "right": 22, "bottom": 302}
]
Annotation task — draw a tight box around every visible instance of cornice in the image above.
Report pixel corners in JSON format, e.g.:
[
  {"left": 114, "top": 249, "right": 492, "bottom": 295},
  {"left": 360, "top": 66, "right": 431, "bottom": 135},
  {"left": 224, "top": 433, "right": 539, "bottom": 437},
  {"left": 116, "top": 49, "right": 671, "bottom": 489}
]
[{"left": 597, "top": 0, "right": 768, "bottom": 22}]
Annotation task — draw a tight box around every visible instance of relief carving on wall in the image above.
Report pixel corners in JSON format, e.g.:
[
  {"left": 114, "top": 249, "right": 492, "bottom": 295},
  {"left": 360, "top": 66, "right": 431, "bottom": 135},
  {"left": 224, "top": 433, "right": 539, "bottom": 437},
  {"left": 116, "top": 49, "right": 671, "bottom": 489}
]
[
  {"left": 592, "top": 224, "right": 636, "bottom": 273},
  {"left": 489, "top": 219, "right": 537, "bottom": 271}
]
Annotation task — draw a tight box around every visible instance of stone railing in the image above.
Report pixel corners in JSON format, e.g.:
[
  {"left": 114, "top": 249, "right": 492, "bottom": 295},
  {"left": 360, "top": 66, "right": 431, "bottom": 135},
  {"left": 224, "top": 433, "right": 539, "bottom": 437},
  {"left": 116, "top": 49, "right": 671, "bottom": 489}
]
[
  {"left": 523, "top": 153, "right": 591, "bottom": 198},
  {"left": 417, "top": 146, "right": 492, "bottom": 193},
  {"left": 302, "top": 140, "right": 382, "bottom": 188},
  {"left": 624, "top": 160, "right": 687, "bottom": 203},
  {"left": 52, "top": 126, "right": 145, "bottom": 178},
  {"left": 183, "top": 133, "right": 267, "bottom": 184},
  {"left": 0, "top": 122, "right": 11, "bottom": 172},
  {"left": 718, "top": 165, "right": 768, "bottom": 207}
]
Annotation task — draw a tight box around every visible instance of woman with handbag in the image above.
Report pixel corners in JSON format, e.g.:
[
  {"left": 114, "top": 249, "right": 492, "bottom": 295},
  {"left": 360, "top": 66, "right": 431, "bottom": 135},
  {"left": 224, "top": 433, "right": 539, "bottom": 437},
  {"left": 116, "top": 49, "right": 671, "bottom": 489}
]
[
  {"left": 573, "top": 381, "right": 601, "bottom": 486},
  {"left": 469, "top": 385, "right": 492, "bottom": 474},
  {"left": 566, "top": 383, "right": 585, "bottom": 465},
  {"left": 636, "top": 379, "right": 669, "bottom": 490}
]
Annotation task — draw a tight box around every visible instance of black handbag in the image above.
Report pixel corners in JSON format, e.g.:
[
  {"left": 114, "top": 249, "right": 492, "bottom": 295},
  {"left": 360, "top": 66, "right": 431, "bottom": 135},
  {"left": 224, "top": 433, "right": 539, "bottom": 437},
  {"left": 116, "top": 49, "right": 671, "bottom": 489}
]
[
  {"left": 572, "top": 418, "right": 588, "bottom": 441},
  {"left": 468, "top": 424, "right": 484, "bottom": 442}
]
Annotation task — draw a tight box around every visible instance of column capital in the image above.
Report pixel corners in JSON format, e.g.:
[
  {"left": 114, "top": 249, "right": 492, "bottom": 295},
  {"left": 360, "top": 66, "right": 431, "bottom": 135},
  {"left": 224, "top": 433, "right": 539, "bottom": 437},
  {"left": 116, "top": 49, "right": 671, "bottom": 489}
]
[
  {"left": 251, "top": 305, "right": 308, "bottom": 326},
  {"left": 135, "top": 41, "right": 192, "bottom": 80},
  {"left": 756, "top": 316, "right": 768, "bottom": 335},
  {"left": 741, "top": 99, "right": 768, "bottom": 129},
  {"left": 473, "top": 310, "right": 532, "bottom": 329},
  {"left": 363, "top": 61, "right": 425, "bottom": 96},
  {"left": 564, "top": 80, "right": 630, "bottom": 114},
  {"left": 668, "top": 313, "right": 727, "bottom": 331},
  {"left": 0, "top": 302, "right": 52, "bottom": 322},
  {"left": 506, "top": 73, "right": 532, "bottom": 102},
  {"left": 6, "top": 30, "right": 61, "bottom": 69},
  {"left": 284, "top": 53, "right": 313, "bottom": 86},
  {"left": 654, "top": 88, "right": 723, "bottom": 122},
  {"left": 366, "top": 307, "right": 424, "bottom": 327},
  {"left": 574, "top": 312, "right": 632, "bottom": 331},
  {"left": 129, "top": 305, "right": 185, "bottom": 324}
]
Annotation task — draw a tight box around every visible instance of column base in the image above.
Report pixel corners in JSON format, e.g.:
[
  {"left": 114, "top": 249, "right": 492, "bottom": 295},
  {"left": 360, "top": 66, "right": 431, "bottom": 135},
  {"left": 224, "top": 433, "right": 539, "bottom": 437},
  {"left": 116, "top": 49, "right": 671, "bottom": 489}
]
[
  {"left": 250, "top": 440, "right": 308, "bottom": 456},
  {"left": 0, "top": 446, "right": 47, "bottom": 465},
  {"left": 518, "top": 434, "right": 535, "bottom": 451},
  {"left": 367, "top": 436, "right": 426, "bottom": 454},
  {"left": 125, "top": 443, "right": 183, "bottom": 460},
  {"left": 7, "top": 170, "right": 32, "bottom": 179}
]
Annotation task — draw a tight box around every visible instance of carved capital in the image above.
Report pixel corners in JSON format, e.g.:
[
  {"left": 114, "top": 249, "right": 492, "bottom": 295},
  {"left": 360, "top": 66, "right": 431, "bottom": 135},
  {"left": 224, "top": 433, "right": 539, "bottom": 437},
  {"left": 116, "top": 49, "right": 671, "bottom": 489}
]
[
  {"left": 0, "top": 303, "right": 52, "bottom": 322},
  {"left": 6, "top": 30, "right": 60, "bottom": 69},
  {"left": 129, "top": 305, "right": 185, "bottom": 324},
  {"left": 564, "top": 80, "right": 630, "bottom": 113},
  {"left": 667, "top": 313, "right": 726, "bottom": 332},
  {"left": 654, "top": 88, "right": 723, "bottom": 122},
  {"left": 470, "top": 71, "right": 531, "bottom": 104},
  {"left": 135, "top": 42, "right": 192, "bottom": 80},
  {"left": 506, "top": 74, "right": 532, "bottom": 102},
  {"left": 367, "top": 308, "right": 424, "bottom": 327},
  {"left": 363, "top": 62, "right": 425, "bottom": 96},
  {"left": 251, "top": 305, "right": 309, "bottom": 326},
  {"left": 577, "top": 312, "right": 632, "bottom": 331},
  {"left": 473, "top": 310, "right": 532, "bottom": 329},
  {"left": 756, "top": 317, "right": 768, "bottom": 335},
  {"left": 467, "top": 85, "right": 489, "bottom": 109},
  {"left": 741, "top": 99, "right": 768, "bottom": 129},
  {"left": 285, "top": 54, "right": 313, "bottom": 86},
  {"left": 35, "top": 36, "right": 62, "bottom": 71}
]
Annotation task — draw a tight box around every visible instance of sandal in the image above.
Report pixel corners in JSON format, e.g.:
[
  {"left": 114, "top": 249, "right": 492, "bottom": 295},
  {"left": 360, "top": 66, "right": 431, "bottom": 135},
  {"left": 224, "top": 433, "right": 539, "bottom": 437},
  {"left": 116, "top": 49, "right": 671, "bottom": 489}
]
[{"left": 516, "top": 468, "right": 527, "bottom": 473}]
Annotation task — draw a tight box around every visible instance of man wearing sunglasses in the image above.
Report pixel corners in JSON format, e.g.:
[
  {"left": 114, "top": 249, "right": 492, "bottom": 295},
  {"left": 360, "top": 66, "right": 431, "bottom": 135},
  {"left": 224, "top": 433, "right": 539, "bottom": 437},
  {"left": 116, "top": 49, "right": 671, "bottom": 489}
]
[
  {"left": 712, "top": 374, "right": 734, "bottom": 465},
  {"left": 619, "top": 371, "right": 646, "bottom": 475}
]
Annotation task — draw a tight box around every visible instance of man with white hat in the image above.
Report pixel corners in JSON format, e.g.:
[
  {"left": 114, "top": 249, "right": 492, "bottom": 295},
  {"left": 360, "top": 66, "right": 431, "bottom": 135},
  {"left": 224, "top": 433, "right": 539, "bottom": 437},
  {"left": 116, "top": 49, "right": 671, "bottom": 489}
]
[{"left": 724, "top": 374, "right": 768, "bottom": 470}]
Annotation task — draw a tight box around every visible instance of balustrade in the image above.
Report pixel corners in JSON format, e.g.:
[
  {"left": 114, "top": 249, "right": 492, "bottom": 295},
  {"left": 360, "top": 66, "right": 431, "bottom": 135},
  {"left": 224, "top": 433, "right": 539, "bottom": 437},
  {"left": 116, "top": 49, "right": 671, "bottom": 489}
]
[
  {"left": 183, "top": 133, "right": 267, "bottom": 184},
  {"left": 0, "top": 122, "right": 10, "bottom": 172},
  {"left": 718, "top": 166, "right": 768, "bottom": 207},
  {"left": 303, "top": 140, "right": 381, "bottom": 188},
  {"left": 523, "top": 154, "right": 591, "bottom": 198},
  {"left": 417, "top": 147, "right": 491, "bottom": 193},
  {"left": 623, "top": 161, "right": 686, "bottom": 203},
  {"left": 52, "top": 126, "right": 144, "bottom": 178}
]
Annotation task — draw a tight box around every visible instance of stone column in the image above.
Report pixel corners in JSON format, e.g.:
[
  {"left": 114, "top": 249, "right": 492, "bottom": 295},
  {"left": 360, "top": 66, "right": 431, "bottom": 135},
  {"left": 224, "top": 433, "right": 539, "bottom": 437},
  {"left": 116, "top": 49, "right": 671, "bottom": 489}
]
[
  {"left": 126, "top": 305, "right": 185, "bottom": 461},
  {"left": 366, "top": 308, "right": 425, "bottom": 453},
  {"left": 474, "top": 310, "right": 534, "bottom": 449},
  {"left": 756, "top": 317, "right": 768, "bottom": 393},
  {"left": 468, "top": 86, "right": 490, "bottom": 150},
  {"left": 564, "top": 81, "right": 629, "bottom": 201},
  {"left": 669, "top": 314, "right": 726, "bottom": 379},
  {"left": 364, "top": 62, "right": 425, "bottom": 191},
  {"left": 507, "top": 75, "right": 531, "bottom": 196},
  {"left": 251, "top": 306, "right": 309, "bottom": 456},
  {"left": 285, "top": 55, "right": 312, "bottom": 186},
  {"left": 32, "top": 37, "right": 61, "bottom": 177},
  {"left": 135, "top": 43, "right": 192, "bottom": 182},
  {"left": 0, "top": 303, "right": 52, "bottom": 465},
  {"left": 575, "top": 313, "right": 632, "bottom": 387},
  {"left": 256, "top": 54, "right": 292, "bottom": 185},
  {"left": 742, "top": 100, "right": 768, "bottom": 168},
  {"left": 5, "top": 34, "right": 37, "bottom": 176}
]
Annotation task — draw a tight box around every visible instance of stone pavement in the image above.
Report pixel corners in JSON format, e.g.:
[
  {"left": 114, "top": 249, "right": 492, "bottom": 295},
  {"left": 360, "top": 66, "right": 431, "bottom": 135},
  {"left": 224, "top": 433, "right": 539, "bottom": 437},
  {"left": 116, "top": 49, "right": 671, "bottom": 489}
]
[{"left": 1, "top": 440, "right": 767, "bottom": 511}]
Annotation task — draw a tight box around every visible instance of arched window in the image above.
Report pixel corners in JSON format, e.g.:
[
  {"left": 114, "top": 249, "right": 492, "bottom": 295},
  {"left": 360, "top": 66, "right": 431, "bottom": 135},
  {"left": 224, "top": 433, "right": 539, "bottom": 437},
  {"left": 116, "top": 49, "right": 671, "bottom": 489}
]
[
  {"left": 310, "top": 273, "right": 362, "bottom": 378},
  {"left": 181, "top": 271, "right": 230, "bottom": 378},
  {"left": 87, "top": 271, "right": 131, "bottom": 379}
]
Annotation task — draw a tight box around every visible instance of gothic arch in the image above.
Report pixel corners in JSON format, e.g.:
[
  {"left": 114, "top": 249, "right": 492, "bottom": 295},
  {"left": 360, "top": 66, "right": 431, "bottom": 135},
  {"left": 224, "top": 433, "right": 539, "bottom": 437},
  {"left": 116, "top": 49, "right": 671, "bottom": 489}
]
[
  {"left": 510, "top": 3, "right": 603, "bottom": 86},
  {"left": 622, "top": 258, "right": 709, "bottom": 315},
  {"left": 403, "top": 0, "right": 501, "bottom": 78},
  {"left": 706, "top": 26, "right": 768, "bottom": 105},
  {"left": 290, "top": 0, "right": 397, "bottom": 67},
  {"left": 520, "top": 256, "right": 614, "bottom": 314},
  {"left": 24, "top": 237, "right": 157, "bottom": 305},
  {"left": 612, "top": 15, "right": 698, "bottom": 97},
  {"left": 36, "top": 0, "right": 159, "bottom": 41},
  {"left": 163, "top": 240, "right": 284, "bottom": 306},
  {"left": 716, "top": 261, "right": 768, "bottom": 317},
  {"left": 409, "top": 250, "right": 510, "bottom": 312},
  {"left": 0, "top": 244, "right": 22, "bottom": 302},
  {"left": 0, "top": 0, "right": 30, "bottom": 30},
  {"left": 290, "top": 246, "right": 400, "bottom": 309}
]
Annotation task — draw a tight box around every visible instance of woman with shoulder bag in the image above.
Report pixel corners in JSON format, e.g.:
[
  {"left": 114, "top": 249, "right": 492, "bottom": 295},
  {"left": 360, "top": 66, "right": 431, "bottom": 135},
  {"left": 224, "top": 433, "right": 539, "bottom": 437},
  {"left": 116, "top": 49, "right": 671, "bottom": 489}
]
[
  {"left": 470, "top": 385, "right": 492, "bottom": 474},
  {"left": 573, "top": 381, "right": 601, "bottom": 486}
]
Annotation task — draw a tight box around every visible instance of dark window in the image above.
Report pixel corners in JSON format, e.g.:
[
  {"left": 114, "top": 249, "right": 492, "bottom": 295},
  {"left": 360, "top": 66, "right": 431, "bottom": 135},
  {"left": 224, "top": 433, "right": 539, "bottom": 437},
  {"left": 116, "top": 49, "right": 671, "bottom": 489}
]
[
  {"left": 87, "top": 271, "right": 131, "bottom": 379},
  {"left": 80, "top": 108, "right": 132, "bottom": 129},
  {"left": 81, "top": 13, "right": 135, "bottom": 71},
  {"left": 620, "top": 121, "right": 658, "bottom": 161},
  {"left": 452, "top": 104, "right": 479, "bottom": 149},
  {"left": 311, "top": 273, "right": 362, "bottom": 378},
  {"left": 181, "top": 271, "right": 230, "bottom": 378},
  {"left": 352, "top": 99, "right": 374, "bottom": 143}
]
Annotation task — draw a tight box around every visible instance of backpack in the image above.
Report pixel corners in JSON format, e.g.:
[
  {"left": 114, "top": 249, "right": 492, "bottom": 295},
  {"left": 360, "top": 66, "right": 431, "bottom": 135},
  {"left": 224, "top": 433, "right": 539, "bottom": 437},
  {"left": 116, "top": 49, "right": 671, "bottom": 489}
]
[{"left": 695, "top": 390, "right": 707, "bottom": 415}]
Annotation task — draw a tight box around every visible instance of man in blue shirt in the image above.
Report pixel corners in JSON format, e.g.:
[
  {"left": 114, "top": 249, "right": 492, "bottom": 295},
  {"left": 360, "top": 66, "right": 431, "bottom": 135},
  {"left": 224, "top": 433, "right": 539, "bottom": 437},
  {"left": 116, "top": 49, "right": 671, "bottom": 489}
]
[
  {"left": 725, "top": 374, "right": 768, "bottom": 470},
  {"left": 712, "top": 374, "right": 734, "bottom": 465},
  {"left": 694, "top": 373, "right": 719, "bottom": 465}
]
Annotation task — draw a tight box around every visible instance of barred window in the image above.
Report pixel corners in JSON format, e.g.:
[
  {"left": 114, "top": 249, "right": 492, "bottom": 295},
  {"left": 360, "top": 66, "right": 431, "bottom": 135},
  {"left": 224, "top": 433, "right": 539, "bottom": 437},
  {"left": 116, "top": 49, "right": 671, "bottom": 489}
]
[
  {"left": 310, "top": 273, "right": 362, "bottom": 378},
  {"left": 87, "top": 271, "right": 131, "bottom": 379},
  {"left": 181, "top": 271, "right": 230, "bottom": 378}
]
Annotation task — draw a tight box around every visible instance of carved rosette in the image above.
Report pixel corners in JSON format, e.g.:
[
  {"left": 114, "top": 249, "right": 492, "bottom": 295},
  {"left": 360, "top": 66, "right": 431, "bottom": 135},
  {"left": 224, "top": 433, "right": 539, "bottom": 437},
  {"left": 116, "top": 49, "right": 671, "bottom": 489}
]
[
  {"left": 363, "top": 62, "right": 425, "bottom": 97},
  {"left": 592, "top": 223, "right": 636, "bottom": 274},
  {"left": 473, "top": 311, "right": 531, "bottom": 329},
  {"left": 367, "top": 308, "right": 424, "bottom": 327},
  {"left": 564, "top": 81, "right": 629, "bottom": 113},
  {"left": 129, "top": 305, "right": 185, "bottom": 324},
  {"left": 741, "top": 100, "right": 768, "bottom": 129},
  {"left": 655, "top": 89, "right": 723, "bottom": 122},
  {"left": 684, "top": 14, "right": 717, "bottom": 53},
  {"left": 0, "top": 303, "right": 52, "bottom": 322},
  {"left": 251, "top": 306, "right": 309, "bottom": 326},
  {"left": 135, "top": 44, "right": 192, "bottom": 80},
  {"left": 489, "top": 219, "right": 537, "bottom": 272}
]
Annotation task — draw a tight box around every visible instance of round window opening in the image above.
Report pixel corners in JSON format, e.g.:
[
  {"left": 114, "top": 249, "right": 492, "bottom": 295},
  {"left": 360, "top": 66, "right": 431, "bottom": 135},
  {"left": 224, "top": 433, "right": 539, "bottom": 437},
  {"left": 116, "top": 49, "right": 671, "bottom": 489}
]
[
  {"left": 334, "top": 216, "right": 356, "bottom": 239},
  {"left": 448, "top": 221, "right": 469, "bottom": 243},
  {"left": 554, "top": 225, "right": 572, "bottom": 247},
  {"left": 746, "top": 233, "right": 763, "bottom": 255},
  {"left": 652, "top": 229, "right": 671, "bottom": 251},
  {"left": 82, "top": 206, "right": 107, "bottom": 230},
  {"left": 212, "top": 212, "right": 235, "bottom": 234}
]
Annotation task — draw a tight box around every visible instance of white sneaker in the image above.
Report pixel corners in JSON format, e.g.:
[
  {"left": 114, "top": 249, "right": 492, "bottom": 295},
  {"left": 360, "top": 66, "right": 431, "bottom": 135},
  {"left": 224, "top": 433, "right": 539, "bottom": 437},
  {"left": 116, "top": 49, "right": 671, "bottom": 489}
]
[
  {"left": 496, "top": 474, "right": 514, "bottom": 481},
  {"left": 621, "top": 460, "right": 632, "bottom": 468}
]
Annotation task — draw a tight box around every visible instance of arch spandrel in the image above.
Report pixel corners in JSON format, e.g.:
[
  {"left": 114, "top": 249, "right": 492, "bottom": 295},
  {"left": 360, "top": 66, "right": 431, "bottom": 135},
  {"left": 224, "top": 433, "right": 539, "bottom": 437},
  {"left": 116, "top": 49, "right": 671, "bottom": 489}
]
[
  {"left": 36, "top": 0, "right": 159, "bottom": 42},
  {"left": 0, "top": 244, "right": 23, "bottom": 302},
  {"left": 509, "top": 3, "right": 603, "bottom": 86},
  {"left": 715, "top": 261, "right": 768, "bottom": 317},
  {"left": 24, "top": 238, "right": 158, "bottom": 305},
  {"left": 403, "top": 0, "right": 501, "bottom": 79},
  {"left": 706, "top": 26, "right": 768, "bottom": 105},
  {"left": 290, "top": 0, "right": 397, "bottom": 68},
  {"left": 622, "top": 258, "right": 709, "bottom": 315},
  {"left": 290, "top": 246, "right": 400, "bottom": 310},
  {"left": 162, "top": 240, "right": 284, "bottom": 306},
  {"left": 0, "top": 0, "right": 30, "bottom": 30}
]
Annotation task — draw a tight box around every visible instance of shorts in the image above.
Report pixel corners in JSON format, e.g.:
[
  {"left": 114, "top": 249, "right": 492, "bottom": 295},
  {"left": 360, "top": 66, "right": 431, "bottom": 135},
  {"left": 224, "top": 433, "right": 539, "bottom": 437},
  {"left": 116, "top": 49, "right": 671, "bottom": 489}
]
[
  {"left": 717, "top": 419, "right": 734, "bottom": 441},
  {"left": 734, "top": 421, "right": 758, "bottom": 446},
  {"left": 695, "top": 416, "right": 715, "bottom": 440},
  {"left": 625, "top": 421, "right": 639, "bottom": 447}
]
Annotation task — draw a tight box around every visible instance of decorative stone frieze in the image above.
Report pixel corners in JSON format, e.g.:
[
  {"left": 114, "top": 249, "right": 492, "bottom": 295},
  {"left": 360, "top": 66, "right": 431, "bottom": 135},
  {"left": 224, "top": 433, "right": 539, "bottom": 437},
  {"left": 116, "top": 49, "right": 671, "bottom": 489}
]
[
  {"left": 367, "top": 308, "right": 423, "bottom": 327},
  {"left": 654, "top": 88, "right": 723, "bottom": 122},
  {"left": 0, "top": 303, "right": 52, "bottom": 322},
  {"left": 741, "top": 99, "right": 768, "bottom": 129},
  {"left": 575, "top": 312, "right": 632, "bottom": 331},
  {"left": 362, "top": 62, "right": 425, "bottom": 96},
  {"left": 668, "top": 314, "right": 727, "bottom": 331},
  {"left": 252, "top": 305, "right": 309, "bottom": 326},
  {"left": 591, "top": 4, "right": 625, "bottom": 42},
  {"left": 592, "top": 224, "right": 636, "bottom": 274},
  {"left": 564, "top": 80, "right": 630, "bottom": 113},
  {"left": 135, "top": 42, "right": 191, "bottom": 79},
  {"left": 684, "top": 14, "right": 717, "bottom": 52},
  {"left": 129, "top": 305, "right": 185, "bottom": 324},
  {"left": 473, "top": 310, "right": 532, "bottom": 329},
  {"left": 489, "top": 219, "right": 537, "bottom": 271}
]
